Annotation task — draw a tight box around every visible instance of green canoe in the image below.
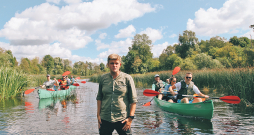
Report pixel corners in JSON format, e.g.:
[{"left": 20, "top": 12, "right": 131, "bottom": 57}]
[
  {"left": 154, "top": 97, "right": 214, "bottom": 119},
  {"left": 38, "top": 85, "right": 76, "bottom": 99}
]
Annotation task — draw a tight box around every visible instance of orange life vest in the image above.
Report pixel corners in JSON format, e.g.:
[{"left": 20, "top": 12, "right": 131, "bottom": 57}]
[{"left": 60, "top": 80, "right": 69, "bottom": 90}]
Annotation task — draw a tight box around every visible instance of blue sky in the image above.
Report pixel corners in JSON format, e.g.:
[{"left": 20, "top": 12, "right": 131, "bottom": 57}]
[{"left": 0, "top": 0, "right": 253, "bottom": 64}]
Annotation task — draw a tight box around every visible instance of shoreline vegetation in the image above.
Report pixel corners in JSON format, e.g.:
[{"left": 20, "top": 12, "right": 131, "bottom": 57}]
[{"left": 90, "top": 67, "right": 254, "bottom": 107}]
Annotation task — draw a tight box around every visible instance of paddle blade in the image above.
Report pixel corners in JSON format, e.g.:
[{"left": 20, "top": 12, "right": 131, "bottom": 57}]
[
  {"left": 62, "top": 71, "right": 71, "bottom": 76},
  {"left": 219, "top": 96, "right": 241, "bottom": 104},
  {"left": 75, "top": 77, "right": 80, "bottom": 80},
  {"left": 24, "top": 89, "right": 35, "bottom": 95},
  {"left": 143, "top": 89, "right": 160, "bottom": 97},
  {"left": 172, "top": 66, "right": 181, "bottom": 75},
  {"left": 81, "top": 81, "right": 86, "bottom": 84},
  {"left": 58, "top": 79, "right": 61, "bottom": 82},
  {"left": 73, "top": 83, "right": 80, "bottom": 86},
  {"left": 143, "top": 101, "right": 151, "bottom": 106}
]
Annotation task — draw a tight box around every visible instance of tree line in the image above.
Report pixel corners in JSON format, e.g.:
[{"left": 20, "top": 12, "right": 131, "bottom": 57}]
[
  {"left": 0, "top": 30, "right": 253, "bottom": 76},
  {"left": 0, "top": 48, "right": 108, "bottom": 76},
  {"left": 121, "top": 30, "right": 254, "bottom": 74}
]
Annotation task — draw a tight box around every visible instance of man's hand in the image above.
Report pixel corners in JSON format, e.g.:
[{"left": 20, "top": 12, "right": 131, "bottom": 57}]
[
  {"left": 97, "top": 115, "right": 102, "bottom": 129},
  {"left": 122, "top": 118, "right": 132, "bottom": 131}
]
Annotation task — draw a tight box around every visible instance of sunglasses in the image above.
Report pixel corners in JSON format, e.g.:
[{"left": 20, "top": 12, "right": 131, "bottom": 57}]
[
  {"left": 172, "top": 81, "right": 176, "bottom": 82},
  {"left": 186, "top": 77, "right": 192, "bottom": 79}
]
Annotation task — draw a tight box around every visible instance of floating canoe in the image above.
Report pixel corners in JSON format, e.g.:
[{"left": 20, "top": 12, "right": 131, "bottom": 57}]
[
  {"left": 154, "top": 97, "right": 214, "bottom": 119},
  {"left": 38, "top": 85, "right": 76, "bottom": 99}
]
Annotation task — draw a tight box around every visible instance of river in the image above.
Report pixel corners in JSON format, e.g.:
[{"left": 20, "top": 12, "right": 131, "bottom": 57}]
[{"left": 0, "top": 79, "right": 254, "bottom": 134}]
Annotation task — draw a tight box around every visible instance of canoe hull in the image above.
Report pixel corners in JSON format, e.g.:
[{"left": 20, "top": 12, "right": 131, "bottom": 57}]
[
  {"left": 38, "top": 85, "right": 76, "bottom": 99},
  {"left": 154, "top": 97, "right": 214, "bottom": 119}
]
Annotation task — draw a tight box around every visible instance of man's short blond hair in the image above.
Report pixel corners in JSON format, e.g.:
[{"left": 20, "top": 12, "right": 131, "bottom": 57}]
[{"left": 107, "top": 54, "right": 121, "bottom": 63}]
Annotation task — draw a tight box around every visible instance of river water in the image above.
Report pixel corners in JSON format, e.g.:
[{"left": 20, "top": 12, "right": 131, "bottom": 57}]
[{"left": 0, "top": 79, "right": 254, "bottom": 134}]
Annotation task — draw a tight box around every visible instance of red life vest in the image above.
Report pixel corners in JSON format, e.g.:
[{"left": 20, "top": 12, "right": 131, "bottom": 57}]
[{"left": 60, "top": 80, "right": 69, "bottom": 90}]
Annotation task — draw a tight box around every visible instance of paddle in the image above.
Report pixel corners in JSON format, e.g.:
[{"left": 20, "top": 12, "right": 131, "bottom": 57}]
[
  {"left": 143, "top": 89, "right": 241, "bottom": 104},
  {"left": 182, "top": 95, "right": 241, "bottom": 104},
  {"left": 75, "top": 77, "right": 80, "bottom": 80},
  {"left": 143, "top": 66, "right": 181, "bottom": 106},
  {"left": 62, "top": 71, "right": 71, "bottom": 76},
  {"left": 24, "top": 87, "right": 40, "bottom": 95},
  {"left": 73, "top": 83, "right": 80, "bottom": 86},
  {"left": 81, "top": 81, "right": 86, "bottom": 84}
]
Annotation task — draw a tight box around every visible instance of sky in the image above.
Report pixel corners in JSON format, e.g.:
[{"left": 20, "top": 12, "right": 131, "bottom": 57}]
[{"left": 0, "top": 0, "right": 253, "bottom": 65}]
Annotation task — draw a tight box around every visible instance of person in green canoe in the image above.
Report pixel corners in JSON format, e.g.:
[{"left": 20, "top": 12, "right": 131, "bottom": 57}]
[
  {"left": 169, "top": 72, "right": 209, "bottom": 103},
  {"left": 40, "top": 74, "right": 59, "bottom": 91},
  {"left": 96, "top": 53, "right": 137, "bottom": 135},
  {"left": 152, "top": 74, "right": 167, "bottom": 100}
]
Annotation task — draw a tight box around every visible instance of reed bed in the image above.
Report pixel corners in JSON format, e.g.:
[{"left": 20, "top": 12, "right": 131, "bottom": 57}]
[
  {"left": 0, "top": 67, "right": 28, "bottom": 99},
  {"left": 90, "top": 68, "right": 254, "bottom": 104}
]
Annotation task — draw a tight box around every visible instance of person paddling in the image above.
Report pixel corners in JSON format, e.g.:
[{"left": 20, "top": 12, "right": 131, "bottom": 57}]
[
  {"left": 59, "top": 76, "right": 70, "bottom": 90},
  {"left": 152, "top": 74, "right": 167, "bottom": 100},
  {"left": 164, "top": 76, "right": 177, "bottom": 102},
  {"left": 40, "top": 74, "right": 59, "bottom": 91},
  {"left": 169, "top": 72, "right": 209, "bottom": 103},
  {"left": 70, "top": 75, "right": 76, "bottom": 85}
]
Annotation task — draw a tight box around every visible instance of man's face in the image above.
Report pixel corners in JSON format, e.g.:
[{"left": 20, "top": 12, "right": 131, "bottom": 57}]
[
  {"left": 155, "top": 77, "right": 160, "bottom": 82},
  {"left": 107, "top": 59, "right": 121, "bottom": 73},
  {"left": 185, "top": 74, "right": 192, "bottom": 83},
  {"left": 62, "top": 76, "right": 66, "bottom": 80}
]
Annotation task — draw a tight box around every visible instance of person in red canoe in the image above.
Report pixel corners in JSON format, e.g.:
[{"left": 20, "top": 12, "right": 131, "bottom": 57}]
[
  {"left": 40, "top": 74, "right": 59, "bottom": 91},
  {"left": 59, "top": 76, "right": 70, "bottom": 90}
]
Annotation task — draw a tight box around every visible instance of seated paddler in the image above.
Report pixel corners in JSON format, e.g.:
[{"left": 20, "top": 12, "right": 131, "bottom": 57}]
[
  {"left": 152, "top": 74, "right": 167, "bottom": 100},
  {"left": 169, "top": 72, "right": 209, "bottom": 103},
  {"left": 59, "top": 76, "right": 70, "bottom": 90},
  {"left": 164, "top": 76, "right": 177, "bottom": 102},
  {"left": 40, "top": 74, "right": 59, "bottom": 91}
]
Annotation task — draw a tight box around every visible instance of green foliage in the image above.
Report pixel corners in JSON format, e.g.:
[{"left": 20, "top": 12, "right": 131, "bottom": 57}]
[
  {"left": 123, "top": 34, "right": 153, "bottom": 74},
  {"left": 99, "top": 63, "right": 105, "bottom": 71},
  {"left": 194, "top": 53, "right": 223, "bottom": 69},
  {"left": 180, "top": 58, "right": 197, "bottom": 70},
  {"left": 41, "top": 55, "right": 54, "bottom": 74},
  {"left": 176, "top": 30, "right": 198, "bottom": 58},
  {"left": 0, "top": 67, "right": 28, "bottom": 99}
]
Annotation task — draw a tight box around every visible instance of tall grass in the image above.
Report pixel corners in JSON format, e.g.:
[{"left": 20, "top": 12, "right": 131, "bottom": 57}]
[
  {"left": 89, "top": 68, "right": 254, "bottom": 104},
  {"left": 0, "top": 67, "right": 28, "bottom": 99}
]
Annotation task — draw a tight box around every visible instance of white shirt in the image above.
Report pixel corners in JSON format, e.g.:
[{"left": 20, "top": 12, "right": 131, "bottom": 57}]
[
  {"left": 43, "top": 80, "right": 56, "bottom": 88},
  {"left": 174, "top": 81, "right": 201, "bottom": 94}
]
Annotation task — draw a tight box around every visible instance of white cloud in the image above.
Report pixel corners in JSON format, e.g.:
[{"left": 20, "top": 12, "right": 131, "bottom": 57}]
[
  {"left": 0, "top": 0, "right": 155, "bottom": 49},
  {"left": 151, "top": 42, "right": 169, "bottom": 58},
  {"left": 46, "top": 0, "right": 61, "bottom": 4},
  {"left": 0, "top": 42, "right": 71, "bottom": 60},
  {"left": 64, "top": 0, "right": 82, "bottom": 4},
  {"left": 139, "top": 27, "right": 163, "bottom": 43},
  {"left": 98, "top": 38, "right": 132, "bottom": 58},
  {"left": 95, "top": 40, "right": 110, "bottom": 50},
  {"left": 115, "top": 25, "right": 136, "bottom": 38},
  {"left": 0, "top": 41, "right": 105, "bottom": 64},
  {"left": 187, "top": 0, "right": 254, "bottom": 36},
  {"left": 169, "top": 34, "right": 177, "bottom": 38},
  {"left": 99, "top": 33, "right": 107, "bottom": 39}
]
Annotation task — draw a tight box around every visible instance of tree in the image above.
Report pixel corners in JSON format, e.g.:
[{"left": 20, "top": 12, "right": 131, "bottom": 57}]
[
  {"left": 20, "top": 58, "right": 30, "bottom": 73},
  {"left": 99, "top": 63, "right": 105, "bottom": 71},
  {"left": 123, "top": 34, "right": 153, "bottom": 74},
  {"left": 175, "top": 30, "right": 198, "bottom": 58},
  {"left": 41, "top": 55, "right": 54, "bottom": 74},
  {"left": 194, "top": 53, "right": 223, "bottom": 69},
  {"left": 30, "top": 57, "right": 40, "bottom": 74}
]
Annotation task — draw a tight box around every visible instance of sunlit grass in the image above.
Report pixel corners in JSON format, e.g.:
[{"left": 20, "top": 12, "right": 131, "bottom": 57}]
[{"left": 0, "top": 67, "right": 28, "bottom": 99}]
